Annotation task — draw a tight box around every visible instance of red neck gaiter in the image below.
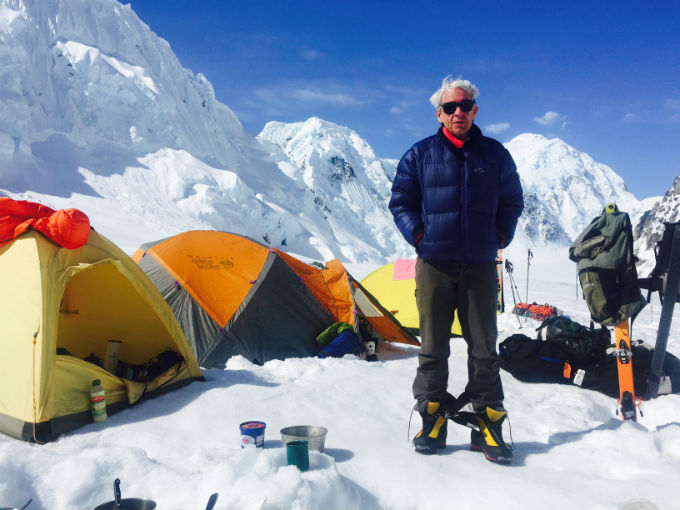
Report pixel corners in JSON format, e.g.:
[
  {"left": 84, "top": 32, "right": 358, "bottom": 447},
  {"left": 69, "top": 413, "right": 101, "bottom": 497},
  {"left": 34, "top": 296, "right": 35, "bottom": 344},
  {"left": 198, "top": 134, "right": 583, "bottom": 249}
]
[{"left": 442, "top": 127, "right": 465, "bottom": 148}]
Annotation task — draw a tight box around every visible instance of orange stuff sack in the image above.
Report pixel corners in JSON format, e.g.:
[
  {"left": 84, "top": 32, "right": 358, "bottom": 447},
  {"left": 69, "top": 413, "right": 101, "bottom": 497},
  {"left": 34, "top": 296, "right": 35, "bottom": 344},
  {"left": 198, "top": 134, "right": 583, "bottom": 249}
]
[
  {"left": 37, "top": 208, "right": 91, "bottom": 249},
  {"left": 0, "top": 197, "right": 90, "bottom": 249}
]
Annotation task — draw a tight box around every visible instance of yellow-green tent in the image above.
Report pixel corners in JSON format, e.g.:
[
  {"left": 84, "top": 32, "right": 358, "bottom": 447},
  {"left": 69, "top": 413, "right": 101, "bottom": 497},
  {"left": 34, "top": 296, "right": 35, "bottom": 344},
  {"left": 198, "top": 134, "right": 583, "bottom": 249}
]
[
  {"left": 0, "top": 230, "right": 203, "bottom": 443},
  {"left": 360, "top": 261, "right": 463, "bottom": 336}
]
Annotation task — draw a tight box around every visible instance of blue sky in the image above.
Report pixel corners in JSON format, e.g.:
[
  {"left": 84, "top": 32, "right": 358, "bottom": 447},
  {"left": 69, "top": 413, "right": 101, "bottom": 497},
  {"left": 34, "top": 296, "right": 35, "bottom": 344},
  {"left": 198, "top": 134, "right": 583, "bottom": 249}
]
[{"left": 128, "top": 0, "right": 679, "bottom": 199}]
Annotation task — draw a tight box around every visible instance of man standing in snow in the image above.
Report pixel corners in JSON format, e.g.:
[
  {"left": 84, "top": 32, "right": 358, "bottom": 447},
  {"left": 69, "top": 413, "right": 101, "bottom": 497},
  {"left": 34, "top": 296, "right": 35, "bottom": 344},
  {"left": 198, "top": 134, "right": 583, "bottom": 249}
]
[{"left": 389, "top": 76, "right": 524, "bottom": 463}]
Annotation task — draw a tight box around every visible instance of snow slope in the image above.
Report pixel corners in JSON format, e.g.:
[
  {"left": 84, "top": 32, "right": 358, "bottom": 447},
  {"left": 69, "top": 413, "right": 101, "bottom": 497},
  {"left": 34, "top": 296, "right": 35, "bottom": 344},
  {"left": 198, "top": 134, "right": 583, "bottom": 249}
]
[{"left": 0, "top": 255, "right": 678, "bottom": 510}]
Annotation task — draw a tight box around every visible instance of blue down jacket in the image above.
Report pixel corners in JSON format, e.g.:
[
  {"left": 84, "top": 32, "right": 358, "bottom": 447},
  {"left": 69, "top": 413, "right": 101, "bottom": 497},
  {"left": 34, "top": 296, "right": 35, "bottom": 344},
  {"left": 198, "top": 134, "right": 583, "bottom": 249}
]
[{"left": 389, "top": 125, "right": 524, "bottom": 264}]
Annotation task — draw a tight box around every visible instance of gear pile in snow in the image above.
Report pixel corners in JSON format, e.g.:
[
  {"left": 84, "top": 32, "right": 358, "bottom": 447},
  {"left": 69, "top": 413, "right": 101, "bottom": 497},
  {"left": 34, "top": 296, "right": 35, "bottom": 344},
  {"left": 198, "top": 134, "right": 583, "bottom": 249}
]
[{"left": 512, "top": 302, "right": 561, "bottom": 321}]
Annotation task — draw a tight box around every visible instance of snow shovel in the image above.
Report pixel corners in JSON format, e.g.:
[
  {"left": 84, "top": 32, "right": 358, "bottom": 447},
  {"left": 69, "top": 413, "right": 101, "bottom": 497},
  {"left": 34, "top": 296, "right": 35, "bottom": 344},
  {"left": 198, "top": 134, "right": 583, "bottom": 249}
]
[{"left": 93, "top": 479, "right": 156, "bottom": 510}]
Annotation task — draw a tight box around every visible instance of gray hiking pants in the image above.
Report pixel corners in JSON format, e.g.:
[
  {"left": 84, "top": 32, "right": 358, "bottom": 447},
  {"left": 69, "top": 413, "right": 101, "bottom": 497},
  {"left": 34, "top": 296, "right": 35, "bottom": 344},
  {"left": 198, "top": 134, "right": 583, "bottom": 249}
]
[{"left": 413, "top": 257, "right": 504, "bottom": 411}]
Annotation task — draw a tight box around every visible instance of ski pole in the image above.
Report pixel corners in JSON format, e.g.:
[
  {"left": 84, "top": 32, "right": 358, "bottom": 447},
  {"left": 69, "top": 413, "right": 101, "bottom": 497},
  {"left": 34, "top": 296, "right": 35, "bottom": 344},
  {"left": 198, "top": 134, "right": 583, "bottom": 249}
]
[
  {"left": 505, "top": 260, "right": 522, "bottom": 328},
  {"left": 506, "top": 260, "right": 522, "bottom": 307},
  {"left": 576, "top": 267, "right": 579, "bottom": 299},
  {"left": 526, "top": 248, "right": 533, "bottom": 304}
]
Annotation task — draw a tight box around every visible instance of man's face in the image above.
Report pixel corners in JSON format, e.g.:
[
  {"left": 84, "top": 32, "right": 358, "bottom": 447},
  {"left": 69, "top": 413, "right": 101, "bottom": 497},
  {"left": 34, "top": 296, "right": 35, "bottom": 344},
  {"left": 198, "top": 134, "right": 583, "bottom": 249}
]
[{"left": 436, "top": 87, "right": 478, "bottom": 140}]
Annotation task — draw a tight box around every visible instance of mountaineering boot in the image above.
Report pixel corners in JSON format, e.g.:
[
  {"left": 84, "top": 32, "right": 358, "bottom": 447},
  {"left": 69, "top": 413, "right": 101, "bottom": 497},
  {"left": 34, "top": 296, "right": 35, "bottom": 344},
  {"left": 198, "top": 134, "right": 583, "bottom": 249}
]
[
  {"left": 448, "top": 402, "right": 512, "bottom": 463},
  {"left": 470, "top": 429, "right": 483, "bottom": 452},
  {"left": 471, "top": 407, "right": 512, "bottom": 464},
  {"left": 413, "top": 401, "right": 448, "bottom": 455}
]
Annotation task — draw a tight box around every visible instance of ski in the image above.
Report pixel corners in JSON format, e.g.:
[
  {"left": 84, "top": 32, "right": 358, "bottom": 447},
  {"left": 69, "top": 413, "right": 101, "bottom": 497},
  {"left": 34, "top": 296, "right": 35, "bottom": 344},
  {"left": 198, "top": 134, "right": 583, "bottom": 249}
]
[
  {"left": 496, "top": 249, "right": 505, "bottom": 314},
  {"left": 613, "top": 319, "right": 642, "bottom": 420},
  {"left": 643, "top": 222, "right": 680, "bottom": 399}
]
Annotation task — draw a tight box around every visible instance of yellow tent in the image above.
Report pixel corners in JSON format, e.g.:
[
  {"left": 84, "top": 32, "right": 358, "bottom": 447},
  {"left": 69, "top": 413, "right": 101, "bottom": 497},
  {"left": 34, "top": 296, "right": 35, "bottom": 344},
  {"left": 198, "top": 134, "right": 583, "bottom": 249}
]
[
  {"left": 360, "top": 260, "right": 463, "bottom": 336},
  {"left": 0, "top": 230, "right": 203, "bottom": 443}
]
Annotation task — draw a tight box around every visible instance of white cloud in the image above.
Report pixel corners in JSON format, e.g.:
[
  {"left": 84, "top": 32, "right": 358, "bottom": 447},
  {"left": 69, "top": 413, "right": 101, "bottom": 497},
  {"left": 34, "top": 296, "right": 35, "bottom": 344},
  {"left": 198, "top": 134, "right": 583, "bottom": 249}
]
[
  {"left": 299, "top": 49, "right": 323, "bottom": 61},
  {"left": 665, "top": 98, "right": 680, "bottom": 120},
  {"left": 389, "top": 100, "right": 412, "bottom": 115},
  {"left": 254, "top": 86, "right": 364, "bottom": 107},
  {"left": 291, "top": 89, "right": 363, "bottom": 106},
  {"left": 484, "top": 122, "right": 511, "bottom": 134},
  {"left": 534, "top": 111, "right": 567, "bottom": 127},
  {"left": 623, "top": 113, "right": 640, "bottom": 122},
  {"left": 665, "top": 98, "right": 680, "bottom": 111},
  {"left": 254, "top": 88, "right": 277, "bottom": 101}
]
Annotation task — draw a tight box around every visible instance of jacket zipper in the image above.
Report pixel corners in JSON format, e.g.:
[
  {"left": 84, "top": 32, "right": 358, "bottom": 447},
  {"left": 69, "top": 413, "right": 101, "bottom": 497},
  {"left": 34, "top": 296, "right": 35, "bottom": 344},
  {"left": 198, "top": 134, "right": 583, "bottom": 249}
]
[{"left": 461, "top": 151, "right": 468, "bottom": 260}]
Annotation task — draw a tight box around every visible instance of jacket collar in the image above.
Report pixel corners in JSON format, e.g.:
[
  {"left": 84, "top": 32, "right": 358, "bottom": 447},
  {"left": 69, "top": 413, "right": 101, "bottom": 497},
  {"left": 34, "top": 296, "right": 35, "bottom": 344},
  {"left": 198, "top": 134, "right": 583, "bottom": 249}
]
[{"left": 437, "top": 124, "right": 483, "bottom": 153}]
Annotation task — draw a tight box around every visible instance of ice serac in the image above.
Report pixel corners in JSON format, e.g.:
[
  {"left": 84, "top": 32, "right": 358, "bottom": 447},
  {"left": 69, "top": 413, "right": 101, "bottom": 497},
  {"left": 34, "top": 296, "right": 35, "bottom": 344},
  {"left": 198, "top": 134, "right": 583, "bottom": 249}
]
[{"left": 0, "top": 0, "right": 403, "bottom": 262}]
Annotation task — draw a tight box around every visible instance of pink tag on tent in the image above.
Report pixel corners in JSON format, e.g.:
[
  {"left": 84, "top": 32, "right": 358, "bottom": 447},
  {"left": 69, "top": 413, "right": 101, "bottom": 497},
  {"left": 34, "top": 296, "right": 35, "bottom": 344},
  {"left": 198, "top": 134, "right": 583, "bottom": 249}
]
[{"left": 392, "top": 258, "right": 416, "bottom": 280}]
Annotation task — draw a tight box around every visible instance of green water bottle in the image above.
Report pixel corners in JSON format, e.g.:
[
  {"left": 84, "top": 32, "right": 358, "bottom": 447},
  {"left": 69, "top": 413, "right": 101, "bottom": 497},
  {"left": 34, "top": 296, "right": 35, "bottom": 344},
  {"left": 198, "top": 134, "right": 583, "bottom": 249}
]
[{"left": 91, "top": 379, "right": 107, "bottom": 422}]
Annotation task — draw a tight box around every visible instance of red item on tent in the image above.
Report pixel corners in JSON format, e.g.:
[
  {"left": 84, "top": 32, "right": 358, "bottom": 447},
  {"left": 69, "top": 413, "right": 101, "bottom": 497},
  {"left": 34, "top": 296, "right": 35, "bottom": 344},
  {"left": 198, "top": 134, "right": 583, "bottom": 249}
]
[
  {"left": 392, "top": 258, "right": 416, "bottom": 280},
  {"left": 0, "top": 197, "right": 90, "bottom": 249}
]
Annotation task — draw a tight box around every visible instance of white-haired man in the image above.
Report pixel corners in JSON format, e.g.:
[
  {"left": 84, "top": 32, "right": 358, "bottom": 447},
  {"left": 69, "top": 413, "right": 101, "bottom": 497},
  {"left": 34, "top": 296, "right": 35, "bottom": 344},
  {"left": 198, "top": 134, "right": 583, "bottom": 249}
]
[{"left": 389, "top": 76, "right": 524, "bottom": 463}]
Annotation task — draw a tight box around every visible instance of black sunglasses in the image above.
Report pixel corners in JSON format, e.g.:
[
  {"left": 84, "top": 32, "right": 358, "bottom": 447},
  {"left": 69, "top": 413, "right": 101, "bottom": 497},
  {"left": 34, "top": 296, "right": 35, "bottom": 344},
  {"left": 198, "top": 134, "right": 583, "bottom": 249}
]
[{"left": 440, "top": 100, "right": 476, "bottom": 114}]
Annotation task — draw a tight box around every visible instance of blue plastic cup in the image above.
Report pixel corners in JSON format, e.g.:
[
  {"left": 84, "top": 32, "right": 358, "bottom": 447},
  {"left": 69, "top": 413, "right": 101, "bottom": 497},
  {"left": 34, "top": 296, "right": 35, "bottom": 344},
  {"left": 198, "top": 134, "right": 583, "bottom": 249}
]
[
  {"left": 240, "top": 421, "right": 266, "bottom": 448},
  {"left": 286, "top": 440, "right": 309, "bottom": 471}
]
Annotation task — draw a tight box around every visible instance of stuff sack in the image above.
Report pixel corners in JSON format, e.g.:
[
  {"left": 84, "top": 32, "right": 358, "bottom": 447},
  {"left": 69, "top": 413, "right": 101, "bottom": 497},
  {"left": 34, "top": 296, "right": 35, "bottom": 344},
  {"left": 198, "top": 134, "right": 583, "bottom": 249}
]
[
  {"left": 0, "top": 197, "right": 90, "bottom": 249},
  {"left": 316, "top": 321, "right": 355, "bottom": 348},
  {"left": 500, "top": 333, "right": 680, "bottom": 397},
  {"left": 535, "top": 315, "right": 611, "bottom": 366},
  {"left": 318, "top": 330, "right": 362, "bottom": 358},
  {"left": 499, "top": 334, "right": 572, "bottom": 384},
  {"left": 569, "top": 205, "right": 647, "bottom": 326}
]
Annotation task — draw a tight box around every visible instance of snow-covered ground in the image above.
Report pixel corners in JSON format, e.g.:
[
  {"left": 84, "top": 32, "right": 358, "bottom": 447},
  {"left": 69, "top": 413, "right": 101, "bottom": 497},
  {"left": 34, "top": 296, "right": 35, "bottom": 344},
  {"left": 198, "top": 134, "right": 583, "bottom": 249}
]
[{"left": 0, "top": 244, "right": 678, "bottom": 510}]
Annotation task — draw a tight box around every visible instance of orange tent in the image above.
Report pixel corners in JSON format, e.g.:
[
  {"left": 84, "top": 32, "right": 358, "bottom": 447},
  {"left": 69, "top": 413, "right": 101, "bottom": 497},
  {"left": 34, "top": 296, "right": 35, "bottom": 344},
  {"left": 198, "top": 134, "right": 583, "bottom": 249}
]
[
  {"left": 320, "top": 260, "right": 420, "bottom": 345},
  {"left": 133, "top": 231, "right": 418, "bottom": 367},
  {"left": 274, "top": 254, "right": 419, "bottom": 345},
  {"left": 253, "top": 252, "right": 419, "bottom": 346}
]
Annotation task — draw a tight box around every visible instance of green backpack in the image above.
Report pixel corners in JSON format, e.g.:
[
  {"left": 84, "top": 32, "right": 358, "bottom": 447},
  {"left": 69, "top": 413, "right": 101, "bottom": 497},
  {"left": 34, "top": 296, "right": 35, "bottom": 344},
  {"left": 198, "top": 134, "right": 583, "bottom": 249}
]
[
  {"left": 536, "top": 315, "right": 611, "bottom": 365},
  {"left": 569, "top": 204, "right": 647, "bottom": 326}
]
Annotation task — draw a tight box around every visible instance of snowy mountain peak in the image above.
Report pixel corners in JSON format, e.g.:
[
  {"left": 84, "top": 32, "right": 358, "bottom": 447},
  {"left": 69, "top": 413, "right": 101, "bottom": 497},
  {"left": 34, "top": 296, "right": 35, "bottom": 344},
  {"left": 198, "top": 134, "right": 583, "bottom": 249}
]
[
  {"left": 260, "top": 117, "right": 381, "bottom": 170},
  {"left": 634, "top": 177, "right": 679, "bottom": 275},
  {"left": 508, "top": 132, "right": 551, "bottom": 146},
  {"left": 259, "top": 117, "right": 412, "bottom": 262},
  {"left": 505, "top": 133, "right": 643, "bottom": 243},
  {"left": 260, "top": 117, "right": 391, "bottom": 192}
]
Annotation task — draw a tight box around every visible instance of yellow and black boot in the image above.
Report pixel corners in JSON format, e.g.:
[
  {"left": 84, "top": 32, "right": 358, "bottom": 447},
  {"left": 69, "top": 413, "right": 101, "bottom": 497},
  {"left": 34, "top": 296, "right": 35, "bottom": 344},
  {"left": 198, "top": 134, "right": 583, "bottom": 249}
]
[
  {"left": 470, "top": 428, "right": 483, "bottom": 452},
  {"left": 471, "top": 407, "right": 512, "bottom": 464},
  {"left": 413, "top": 401, "right": 447, "bottom": 454}
]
